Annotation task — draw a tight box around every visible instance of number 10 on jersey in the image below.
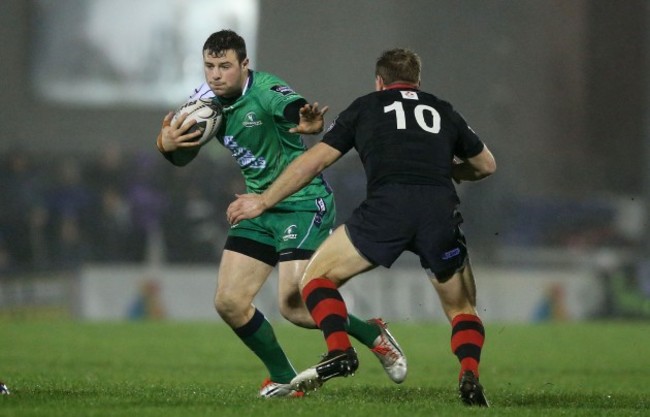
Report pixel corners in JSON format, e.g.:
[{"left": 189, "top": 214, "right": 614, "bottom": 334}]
[{"left": 384, "top": 101, "right": 441, "bottom": 134}]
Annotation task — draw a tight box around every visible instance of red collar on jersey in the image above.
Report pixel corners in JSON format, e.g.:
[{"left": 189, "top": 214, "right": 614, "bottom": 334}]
[{"left": 384, "top": 82, "right": 419, "bottom": 90}]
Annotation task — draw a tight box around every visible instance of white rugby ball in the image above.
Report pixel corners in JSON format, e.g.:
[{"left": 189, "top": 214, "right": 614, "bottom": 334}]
[{"left": 171, "top": 98, "right": 223, "bottom": 145}]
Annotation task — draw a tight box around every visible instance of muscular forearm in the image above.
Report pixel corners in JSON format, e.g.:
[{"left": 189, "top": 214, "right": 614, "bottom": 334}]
[
  {"left": 261, "top": 155, "right": 322, "bottom": 209},
  {"left": 260, "top": 143, "right": 340, "bottom": 209}
]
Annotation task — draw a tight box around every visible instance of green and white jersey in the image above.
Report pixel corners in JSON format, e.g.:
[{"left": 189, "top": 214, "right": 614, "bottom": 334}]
[{"left": 208, "top": 70, "right": 331, "bottom": 205}]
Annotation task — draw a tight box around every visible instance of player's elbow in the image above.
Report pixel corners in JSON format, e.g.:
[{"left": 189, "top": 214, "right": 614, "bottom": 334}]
[
  {"left": 472, "top": 146, "right": 496, "bottom": 179},
  {"left": 480, "top": 158, "right": 496, "bottom": 178}
]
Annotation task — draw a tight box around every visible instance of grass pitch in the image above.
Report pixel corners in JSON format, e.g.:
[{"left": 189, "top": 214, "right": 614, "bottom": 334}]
[{"left": 1, "top": 320, "right": 649, "bottom": 416}]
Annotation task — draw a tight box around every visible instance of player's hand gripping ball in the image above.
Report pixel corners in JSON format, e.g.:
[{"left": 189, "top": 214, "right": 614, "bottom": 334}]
[{"left": 171, "top": 98, "right": 223, "bottom": 145}]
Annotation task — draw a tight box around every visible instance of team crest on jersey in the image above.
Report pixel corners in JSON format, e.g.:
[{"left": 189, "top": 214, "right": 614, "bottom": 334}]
[
  {"left": 270, "top": 85, "right": 296, "bottom": 96},
  {"left": 400, "top": 91, "right": 419, "bottom": 100},
  {"left": 282, "top": 225, "right": 298, "bottom": 241},
  {"left": 243, "top": 112, "right": 263, "bottom": 127}
]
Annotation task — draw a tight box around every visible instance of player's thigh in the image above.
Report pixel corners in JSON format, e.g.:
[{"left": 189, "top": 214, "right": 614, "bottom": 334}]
[
  {"left": 302, "top": 225, "right": 374, "bottom": 288},
  {"left": 216, "top": 249, "right": 274, "bottom": 305}
]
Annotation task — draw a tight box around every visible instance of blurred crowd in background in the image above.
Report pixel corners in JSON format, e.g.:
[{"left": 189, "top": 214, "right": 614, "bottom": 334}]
[
  {"left": 0, "top": 145, "right": 233, "bottom": 274},
  {"left": 2, "top": 144, "right": 649, "bottom": 320},
  {"left": 0, "top": 143, "right": 643, "bottom": 277},
  {"left": 0, "top": 145, "right": 371, "bottom": 275}
]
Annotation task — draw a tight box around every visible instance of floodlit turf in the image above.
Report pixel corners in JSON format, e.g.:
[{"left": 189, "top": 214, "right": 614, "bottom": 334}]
[{"left": 1, "top": 320, "right": 649, "bottom": 416}]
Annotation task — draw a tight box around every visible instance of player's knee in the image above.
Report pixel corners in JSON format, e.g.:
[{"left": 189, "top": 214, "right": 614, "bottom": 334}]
[
  {"left": 278, "top": 302, "right": 297, "bottom": 321},
  {"left": 278, "top": 300, "right": 315, "bottom": 328},
  {"left": 214, "top": 292, "right": 242, "bottom": 320},
  {"left": 278, "top": 303, "right": 297, "bottom": 322}
]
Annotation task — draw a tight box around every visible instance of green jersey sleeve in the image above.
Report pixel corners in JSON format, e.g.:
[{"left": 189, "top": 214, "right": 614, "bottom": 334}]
[{"left": 255, "top": 74, "right": 305, "bottom": 127}]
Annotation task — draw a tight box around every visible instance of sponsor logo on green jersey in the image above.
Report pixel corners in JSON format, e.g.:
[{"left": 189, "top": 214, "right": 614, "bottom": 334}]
[
  {"left": 282, "top": 225, "right": 298, "bottom": 241},
  {"left": 243, "top": 112, "right": 263, "bottom": 128},
  {"left": 270, "top": 85, "right": 296, "bottom": 96}
]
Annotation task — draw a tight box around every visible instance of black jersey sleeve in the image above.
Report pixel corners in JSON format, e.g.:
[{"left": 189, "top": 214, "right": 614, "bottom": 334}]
[
  {"left": 321, "top": 98, "right": 360, "bottom": 154},
  {"left": 282, "top": 98, "right": 308, "bottom": 124},
  {"left": 451, "top": 110, "right": 484, "bottom": 159}
]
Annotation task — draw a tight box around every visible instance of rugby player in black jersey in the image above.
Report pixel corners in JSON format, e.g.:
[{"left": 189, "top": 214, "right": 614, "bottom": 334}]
[{"left": 227, "top": 48, "right": 496, "bottom": 406}]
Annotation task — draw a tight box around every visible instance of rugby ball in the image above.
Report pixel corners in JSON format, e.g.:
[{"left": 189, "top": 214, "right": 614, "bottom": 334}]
[{"left": 171, "top": 98, "right": 223, "bottom": 145}]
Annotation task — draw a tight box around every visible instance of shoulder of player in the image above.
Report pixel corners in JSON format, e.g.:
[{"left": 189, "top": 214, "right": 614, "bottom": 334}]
[
  {"left": 405, "top": 90, "right": 459, "bottom": 116},
  {"left": 353, "top": 89, "right": 443, "bottom": 109},
  {"left": 248, "top": 72, "right": 306, "bottom": 111},
  {"left": 344, "top": 91, "right": 377, "bottom": 109},
  {"left": 250, "top": 70, "right": 280, "bottom": 84},
  {"left": 250, "top": 70, "right": 296, "bottom": 93}
]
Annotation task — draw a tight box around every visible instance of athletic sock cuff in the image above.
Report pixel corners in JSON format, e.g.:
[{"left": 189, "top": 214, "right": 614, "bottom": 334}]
[
  {"left": 234, "top": 308, "right": 265, "bottom": 338},
  {"left": 302, "top": 277, "right": 337, "bottom": 300},
  {"left": 452, "top": 313, "right": 483, "bottom": 328}
]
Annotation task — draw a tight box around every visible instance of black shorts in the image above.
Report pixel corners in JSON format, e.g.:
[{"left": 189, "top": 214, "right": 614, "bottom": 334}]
[
  {"left": 224, "top": 236, "right": 315, "bottom": 266},
  {"left": 345, "top": 183, "right": 468, "bottom": 280}
]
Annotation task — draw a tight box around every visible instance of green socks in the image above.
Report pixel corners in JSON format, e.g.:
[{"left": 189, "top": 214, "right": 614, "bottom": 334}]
[
  {"left": 233, "top": 310, "right": 381, "bottom": 383},
  {"left": 347, "top": 314, "right": 381, "bottom": 348},
  {"left": 234, "top": 309, "right": 295, "bottom": 383}
]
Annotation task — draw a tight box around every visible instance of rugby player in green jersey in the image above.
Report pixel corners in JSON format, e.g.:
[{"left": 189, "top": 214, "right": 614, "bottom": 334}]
[{"left": 156, "top": 30, "right": 406, "bottom": 397}]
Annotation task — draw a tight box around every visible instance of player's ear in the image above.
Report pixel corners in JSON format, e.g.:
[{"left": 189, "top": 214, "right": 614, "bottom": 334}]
[
  {"left": 375, "top": 75, "right": 384, "bottom": 91},
  {"left": 241, "top": 57, "right": 250, "bottom": 70}
]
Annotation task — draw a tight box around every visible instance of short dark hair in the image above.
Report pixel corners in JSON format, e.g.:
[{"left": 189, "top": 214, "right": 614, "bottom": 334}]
[
  {"left": 375, "top": 48, "right": 421, "bottom": 85},
  {"left": 203, "top": 30, "right": 247, "bottom": 62}
]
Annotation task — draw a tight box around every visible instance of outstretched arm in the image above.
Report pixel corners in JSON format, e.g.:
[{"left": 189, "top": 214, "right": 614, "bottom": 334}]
[{"left": 227, "top": 142, "right": 342, "bottom": 224}]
